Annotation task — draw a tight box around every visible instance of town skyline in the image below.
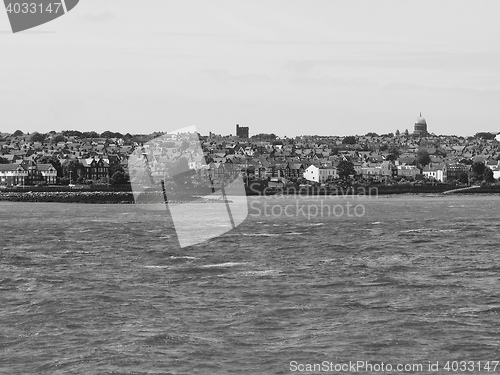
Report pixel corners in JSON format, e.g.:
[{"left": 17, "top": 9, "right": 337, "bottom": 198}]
[
  {"left": 1, "top": 116, "right": 499, "bottom": 139},
  {"left": 2, "top": 1, "right": 500, "bottom": 137}
]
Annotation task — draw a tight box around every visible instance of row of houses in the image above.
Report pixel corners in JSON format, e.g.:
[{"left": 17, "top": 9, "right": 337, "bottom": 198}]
[
  {"left": 301, "top": 161, "right": 500, "bottom": 184},
  {"left": 0, "top": 157, "right": 111, "bottom": 186},
  {"left": 0, "top": 163, "right": 57, "bottom": 186}
]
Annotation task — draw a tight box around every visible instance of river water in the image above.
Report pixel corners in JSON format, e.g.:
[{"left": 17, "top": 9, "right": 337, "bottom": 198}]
[{"left": 1, "top": 195, "right": 500, "bottom": 374}]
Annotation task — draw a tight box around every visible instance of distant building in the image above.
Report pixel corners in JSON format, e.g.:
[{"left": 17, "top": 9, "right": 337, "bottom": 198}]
[
  {"left": 37, "top": 164, "right": 58, "bottom": 184},
  {"left": 446, "top": 163, "right": 468, "bottom": 182},
  {"left": 236, "top": 124, "right": 249, "bottom": 139},
  {"left": 80, "top": 157, "right": 110, "bottom": 181},
  {"left": 414, "top": 113, "right": 428, "bottom": 136},
  {"left": 303, "top": 165, "right": 337, "bottom": 183},
  {"left": 0, "top": 164, "right": 28, "bottom": 186},
  {"left": 422, "top": 163, "right": 447, "bottom": 182}
]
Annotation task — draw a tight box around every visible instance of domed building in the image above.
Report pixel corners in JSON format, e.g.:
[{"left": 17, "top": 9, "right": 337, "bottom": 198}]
[{"left": 414, "top": 112, "right": 428, "bottom": 136}]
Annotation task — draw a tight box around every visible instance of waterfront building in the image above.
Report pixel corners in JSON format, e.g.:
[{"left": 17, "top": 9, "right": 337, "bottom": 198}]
[
  {"left": 422, "top": 163, "right": 447, "bottom": 182},
  {"left": 0, "top": 164, "right": 28, "bottom": 186},
  {"left": 446, "top": 163, "right": 469, "bottom": 182},
  {"left": 396, "top": 164, "right": 420, "bottom": 178},
  {"left": 303, "top": 165, "right": 337, "bottom": 183},
  {"left": 80, "top": 157, "right": 110, "bottom": 181},
  {"left": 37, "top": 164, "right": 58, "bottom": 184}
]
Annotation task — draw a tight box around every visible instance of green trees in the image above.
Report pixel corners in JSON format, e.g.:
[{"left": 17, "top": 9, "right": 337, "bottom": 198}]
[
  {"left": 110, "top": 170, "right": 129, "bottom": 185},
  {"left": 81, "top": 131, "right": 99, "bottom": 139},
  {"left": 101, "top": 131, "right": 123, "bottom": 139},
  {"left": 62, "top": 130, "right": 82, "bottom": 138},
  {"left": 52, "top": 134, "right": 66, "bottom": 144},
  {"left": 180, "top": 140, "right": 191, "bottom": 152},
  {"left": 62, "top": 159, "right": 84, "bottom": 181},
  {"left": 337, "top": 160, "right": 356, "bottom": 182},
  {"left": 458, "top": 171, "right": 469, "bottom": 184},
  {"left": 30, "top": 132, "right": 46, "bottom": 143},
  {"left": 342, "top": 136, "right": 356, "bottom": 145},
  {"left": 471, "top": 161, "right": 487, "bottom": 179},
  {"left": 471, "top": 162, "right": 496, "bottom": 183},
  {"left": 386, "top": 146, "right": 401, "bottom": 162},
  {"left": 483, "top": 168, "right": 495, "bottom": 183},
  {"left": 416, "top": 149, "right": 431, "bottom": 167},
  {"left": 475, "top": 132, "right": 495, "bottom": 140}
]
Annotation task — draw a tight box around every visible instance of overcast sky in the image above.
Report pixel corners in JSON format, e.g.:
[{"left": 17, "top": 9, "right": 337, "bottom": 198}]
[{"left": 1, "top": 0, "right": 500, "bottom": 137}]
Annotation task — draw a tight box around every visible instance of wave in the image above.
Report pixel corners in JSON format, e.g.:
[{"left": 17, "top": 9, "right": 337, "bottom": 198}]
[
  {"left": 239, "top": 270, "right": 280, "bottom": 277},
  {"left": 200, "top": 262, "right": 248, "bottom": 268}
]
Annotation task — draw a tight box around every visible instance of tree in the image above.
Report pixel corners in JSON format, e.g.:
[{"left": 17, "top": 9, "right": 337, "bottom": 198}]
[
  {"left": 62, "top": 130, "right": 83, "bottom": 138},
  {"left": 416, "top": 149, "right": 431, "bottom": 167},
  {"left": 30, "top": 132, "right": 46, "bottom": 143},
  {"left": 12, "top": 130, "right": 23, "bottom": 137},
  {"left": 52, "top": 134, "right": 66, "bottom": 144},
  {"left": 365, "top": 132, "right": 378, "bottom": 137},
  {"left": 337, "top": 160, "right": 355, "bottom": 182},
  {"left": 404, "top": 129, "right": 409, "bottom": 136},
  {"left": 168, "top": 157, "right": 196, "bottom": 187},
  {"left": 483, "top": 168, "right": 495, "bottom": 183},
  {"left": 110, "top": 170, "right": 129, "bottom": 185},
  {"left": 386, "top": 146, "right": 400, "bottom": 161},
  {"left": 180, "top": 140, "right": 191, "bottom": 152},
  {"left": 342, "top": 136, "right": 356, "bottom": 145},
  {"left": 101, "top": 131, "right": 123, "bottom": 139},
  {"left": 251, "top": 133, "right": 277, "bottom": 141},
  {"left": 81, "top": 131, "right": 99, "bottom": 139},
  {"left": 0, "top": 156, "right": 9, "bottom": 164},
  {"left": 62, "top": 159, "right": 84, "bottom": 181},
  {"left": 395, "top": 129, "right": 400, "bottom": 136},
  {"left": 458, "top": 171, "right": 469, "bottom": 184},
  {"left": 475, "top": 132, "right": 495, "bottom": 140},
  {"left": 471, "top": 161, "right": 486, "bottom": 179}
]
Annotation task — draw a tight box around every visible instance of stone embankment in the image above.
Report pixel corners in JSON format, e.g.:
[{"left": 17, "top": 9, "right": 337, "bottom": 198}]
[{"left": 0, "top": 191, "right": 135, "bottom": 203}]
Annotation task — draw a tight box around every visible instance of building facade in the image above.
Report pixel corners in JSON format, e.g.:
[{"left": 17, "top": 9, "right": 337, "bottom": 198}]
[
  {"left": 236, "top": 124, "right": 249, "bottom": 139},
  {"left": 414, "top": 113, "right": 428, "bottom": 136},
  {"left": 0, "top": 164, "right": 28, "bottom": 186},
  {"left": 303, "top": 165, "right": 338, "bottom": 183}
]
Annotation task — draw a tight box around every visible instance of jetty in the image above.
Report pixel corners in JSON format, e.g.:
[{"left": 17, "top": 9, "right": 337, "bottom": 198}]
[{"left": 442, "top": 186, "right": 481, "bottom": 194}]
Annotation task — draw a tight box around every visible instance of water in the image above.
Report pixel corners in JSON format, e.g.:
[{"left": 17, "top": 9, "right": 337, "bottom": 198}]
[{"left": 1, "top": 195, "right": 500, "bottom": 374}]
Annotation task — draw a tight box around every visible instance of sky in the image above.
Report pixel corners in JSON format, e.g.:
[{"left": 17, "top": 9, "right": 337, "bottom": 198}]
[{"left": 1, "top": 0, "right": 500, "bottom": 137}]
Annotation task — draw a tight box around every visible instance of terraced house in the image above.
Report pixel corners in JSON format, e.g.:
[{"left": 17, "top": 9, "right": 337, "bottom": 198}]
[
  {"left": 0, "top": 164, "right": 28, "bottom": 186},
  {"left": 79, "top": 158, "right": 110, "bottom": 181}
]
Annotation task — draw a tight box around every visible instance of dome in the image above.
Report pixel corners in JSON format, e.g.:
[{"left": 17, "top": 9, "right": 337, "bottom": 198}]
[{"left": 415, "top": 112, "right": 427, "bottom": 125}]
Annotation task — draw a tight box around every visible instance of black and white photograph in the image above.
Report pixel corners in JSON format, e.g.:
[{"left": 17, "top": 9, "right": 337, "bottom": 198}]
[{"left": 2, "top": 1, "right": 500, "bottom": 374}]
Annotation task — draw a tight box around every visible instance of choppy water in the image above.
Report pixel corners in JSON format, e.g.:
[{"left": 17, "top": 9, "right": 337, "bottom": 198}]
[{"left": 1, "top": 195, "right": 500, "bottom": 374}]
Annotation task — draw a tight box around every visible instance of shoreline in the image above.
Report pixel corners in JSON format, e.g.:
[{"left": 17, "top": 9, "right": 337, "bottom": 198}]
[{"left": 1, "top": 185, "right": 500, "bottom": 203}]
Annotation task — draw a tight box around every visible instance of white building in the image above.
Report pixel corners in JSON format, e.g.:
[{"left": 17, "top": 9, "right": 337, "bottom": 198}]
[
  {"left": 396, "top": 164, "right": 420, "bottom": 178},
  {"left": 0, "top": 164, "right": 28, "bottom": 186},
  {"left": 303, "top": 165, "right": 337, "bottom": 183},
  {"left": 422, "top": 163, "right": 447, "bottom": 182}
]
